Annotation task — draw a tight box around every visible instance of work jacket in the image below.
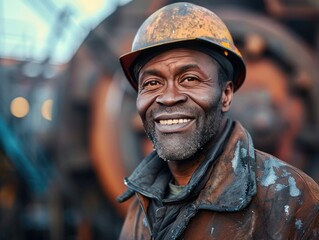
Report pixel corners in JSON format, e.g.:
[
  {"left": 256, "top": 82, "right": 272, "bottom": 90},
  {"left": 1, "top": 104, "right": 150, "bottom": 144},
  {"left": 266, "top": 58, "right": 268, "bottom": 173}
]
[{"left": 118, "top": 121, "right": 319, "bottom": 240}]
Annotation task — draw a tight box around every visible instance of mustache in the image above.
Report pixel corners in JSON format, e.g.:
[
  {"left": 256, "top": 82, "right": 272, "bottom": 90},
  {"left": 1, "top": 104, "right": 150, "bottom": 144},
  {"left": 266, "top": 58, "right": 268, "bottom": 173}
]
[{"left": 150, "top": 105, "right": 197, "bottom": 115}]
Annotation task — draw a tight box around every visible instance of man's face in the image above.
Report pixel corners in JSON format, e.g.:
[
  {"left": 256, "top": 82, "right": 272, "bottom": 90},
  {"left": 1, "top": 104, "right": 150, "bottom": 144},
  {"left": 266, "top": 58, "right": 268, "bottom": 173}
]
[{"left": 136, "top": 48, "right": 226, "bottom": 162}]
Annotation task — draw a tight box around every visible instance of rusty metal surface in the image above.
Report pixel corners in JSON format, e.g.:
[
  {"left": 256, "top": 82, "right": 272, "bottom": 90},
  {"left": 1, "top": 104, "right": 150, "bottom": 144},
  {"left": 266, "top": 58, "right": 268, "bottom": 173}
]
[{"left": 131, "top": 3, "right": 236, "bottom": 54}]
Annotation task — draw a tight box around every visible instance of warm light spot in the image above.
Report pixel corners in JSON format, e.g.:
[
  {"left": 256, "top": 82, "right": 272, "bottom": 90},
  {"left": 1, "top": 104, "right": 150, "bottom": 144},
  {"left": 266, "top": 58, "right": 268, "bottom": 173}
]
[
  {"left": 224, "top": 50, "right": 229, "bottom": 56},
  {"left": 41, "top": 99, "right": 53, "bottom": 121},
  {"left": 77, "top": 0, "right": 105, "bottom": 15},
  {"left": 10, "top": 97, "right": 29, "bottom": 118}
]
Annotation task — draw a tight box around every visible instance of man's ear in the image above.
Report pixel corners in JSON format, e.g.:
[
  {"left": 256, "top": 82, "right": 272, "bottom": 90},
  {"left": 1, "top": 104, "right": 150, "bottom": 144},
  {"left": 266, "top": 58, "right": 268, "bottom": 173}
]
[{"left": 221, "top": 81, "right": 234, "bottom": 112}]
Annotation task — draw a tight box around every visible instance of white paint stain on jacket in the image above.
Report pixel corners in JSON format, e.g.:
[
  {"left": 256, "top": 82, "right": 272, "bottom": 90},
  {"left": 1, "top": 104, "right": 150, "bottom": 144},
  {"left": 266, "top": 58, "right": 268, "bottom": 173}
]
[
  {"left": 284, "top": 205, "right": 290, "bottom": 217},
  {"left": 231, "top": 141, "right": 240, "bottom": 172},
  {"left": 288, "top": 176, "right": 301, "bottom": 197},
  {"left": 260, "top": 158, "right": 284, "bottom": 187},
  {"left": 295, "top": 219, "right": 303, "bottom": 230},
  {"left": 260, "top": 158, "right": 301, "bottom": 197}
]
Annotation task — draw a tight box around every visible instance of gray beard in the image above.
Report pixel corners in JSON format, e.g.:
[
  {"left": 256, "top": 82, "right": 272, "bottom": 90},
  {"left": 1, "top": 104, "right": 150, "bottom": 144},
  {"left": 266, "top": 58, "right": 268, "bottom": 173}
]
[{"left": 144, "top": 102, "right": 223, "bottom": 162}]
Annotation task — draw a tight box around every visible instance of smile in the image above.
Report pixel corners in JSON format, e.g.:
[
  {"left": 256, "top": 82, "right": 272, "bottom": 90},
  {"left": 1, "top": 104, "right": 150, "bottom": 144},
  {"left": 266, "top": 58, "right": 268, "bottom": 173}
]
[{"left": 159, "top": 119, "right": 191, "bottom": 125}]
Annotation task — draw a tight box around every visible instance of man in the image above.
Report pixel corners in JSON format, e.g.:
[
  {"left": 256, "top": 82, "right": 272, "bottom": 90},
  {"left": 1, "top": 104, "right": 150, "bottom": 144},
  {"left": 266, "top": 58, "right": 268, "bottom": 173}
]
[{"left": 117, "top": 2, "right": 319, "bottom": 239}]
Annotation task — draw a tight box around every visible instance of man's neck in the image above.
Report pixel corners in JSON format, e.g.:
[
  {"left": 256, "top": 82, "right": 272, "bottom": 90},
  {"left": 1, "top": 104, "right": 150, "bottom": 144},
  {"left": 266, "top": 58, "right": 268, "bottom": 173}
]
[
  {"left": 167, "top": 155, "right": 205, "bottom": 186},
  {"left": 167, "top": 117, "right": 227, "bottom": 186}
]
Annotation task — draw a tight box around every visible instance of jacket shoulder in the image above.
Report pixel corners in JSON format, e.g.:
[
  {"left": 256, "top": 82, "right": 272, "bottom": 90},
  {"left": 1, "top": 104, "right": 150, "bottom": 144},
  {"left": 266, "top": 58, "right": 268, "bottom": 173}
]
[
  {"left": 254, "top": 150, "right": 319, "bottom": 237},
  {"left": 255, "top": 149, "right": 319, "bottom": 198}
]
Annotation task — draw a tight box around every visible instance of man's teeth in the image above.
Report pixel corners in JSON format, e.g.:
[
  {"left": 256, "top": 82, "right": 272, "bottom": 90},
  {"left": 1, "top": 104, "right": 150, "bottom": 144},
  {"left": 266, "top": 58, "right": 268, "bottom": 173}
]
[{"left": 159, "top": 119, "right": 191, "bottom": 125}]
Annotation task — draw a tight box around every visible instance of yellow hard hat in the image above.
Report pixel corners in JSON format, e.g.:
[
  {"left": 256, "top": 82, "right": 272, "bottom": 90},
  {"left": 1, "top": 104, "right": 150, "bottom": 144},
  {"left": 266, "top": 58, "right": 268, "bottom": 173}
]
[{"left": 120, "top": 2, "right": 246, "bottom": 92}]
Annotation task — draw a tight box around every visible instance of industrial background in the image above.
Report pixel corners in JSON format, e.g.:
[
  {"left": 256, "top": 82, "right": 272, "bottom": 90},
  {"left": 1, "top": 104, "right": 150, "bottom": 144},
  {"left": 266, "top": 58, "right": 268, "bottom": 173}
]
[{"left": 0, "top": 0, "right": 319, "bottom": 239}]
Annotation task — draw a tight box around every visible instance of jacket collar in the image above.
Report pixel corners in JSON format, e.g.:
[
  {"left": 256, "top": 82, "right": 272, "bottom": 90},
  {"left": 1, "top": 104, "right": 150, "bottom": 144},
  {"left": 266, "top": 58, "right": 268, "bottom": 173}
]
[
  {"left": 195, "top": 121, "right": 257, "bottom": 211},
  {"left": 119, "top": 120, "right": 257, "bottom": 212}
]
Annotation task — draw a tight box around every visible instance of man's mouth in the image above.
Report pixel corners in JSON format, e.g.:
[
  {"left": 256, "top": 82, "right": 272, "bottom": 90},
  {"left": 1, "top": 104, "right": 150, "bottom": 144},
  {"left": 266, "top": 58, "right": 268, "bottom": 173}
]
[{"left": 159, "top": 119, "right": 191, "bottom": 125}]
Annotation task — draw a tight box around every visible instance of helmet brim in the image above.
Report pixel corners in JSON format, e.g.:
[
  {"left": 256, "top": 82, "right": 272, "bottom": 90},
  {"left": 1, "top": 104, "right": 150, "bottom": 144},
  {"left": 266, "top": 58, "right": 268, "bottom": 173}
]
[{"left": 119, "top": 38, "right": 246, "bottom": 92}]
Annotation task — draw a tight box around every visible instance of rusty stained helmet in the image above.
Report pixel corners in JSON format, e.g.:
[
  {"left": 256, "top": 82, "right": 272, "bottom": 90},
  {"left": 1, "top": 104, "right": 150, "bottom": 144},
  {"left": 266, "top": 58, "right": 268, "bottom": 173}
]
[{"left": 120, "top": 2, "right": 246, "bottom": 92}]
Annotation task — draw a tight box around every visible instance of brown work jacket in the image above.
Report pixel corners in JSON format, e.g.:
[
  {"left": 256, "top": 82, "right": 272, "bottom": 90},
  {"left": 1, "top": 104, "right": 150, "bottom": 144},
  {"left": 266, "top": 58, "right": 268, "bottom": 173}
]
[{"left": 118, "top": 121, "right": 319, "bottom": 240}]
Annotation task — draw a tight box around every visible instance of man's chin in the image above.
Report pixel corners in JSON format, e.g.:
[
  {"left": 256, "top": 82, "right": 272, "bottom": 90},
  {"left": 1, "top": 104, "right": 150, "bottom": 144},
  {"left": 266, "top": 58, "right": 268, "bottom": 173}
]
[
  {"left": 146, "top": 125, "right": 213, "bottom": 161},
  {"left": 155, "top": 141, "right": 198, "bottom": 162}
]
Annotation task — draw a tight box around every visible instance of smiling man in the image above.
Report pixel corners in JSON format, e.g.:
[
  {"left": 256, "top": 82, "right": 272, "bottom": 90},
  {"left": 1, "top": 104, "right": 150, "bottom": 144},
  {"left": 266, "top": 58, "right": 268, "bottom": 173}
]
[
  {"left": 139, "top": 49, "right": 226, "bottom": 164},
  {"left": 117, "top": 2, "right": 319, "bottom": 240}
]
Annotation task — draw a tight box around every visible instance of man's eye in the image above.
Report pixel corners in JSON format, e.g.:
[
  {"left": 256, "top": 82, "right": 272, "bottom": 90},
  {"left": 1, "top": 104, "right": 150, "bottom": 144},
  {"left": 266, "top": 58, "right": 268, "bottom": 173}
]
[
  {"left": 184, "top": 77, "right": 196, "bottom": 82},
  {"left": 140, "top": 80, "right": 162, "bottom": 91},
  {"left": 145, "top": 80, "right": 159, "bottom": 86},
  {"left": 180, "top": 76, "right": 199, "bottom": 84}
]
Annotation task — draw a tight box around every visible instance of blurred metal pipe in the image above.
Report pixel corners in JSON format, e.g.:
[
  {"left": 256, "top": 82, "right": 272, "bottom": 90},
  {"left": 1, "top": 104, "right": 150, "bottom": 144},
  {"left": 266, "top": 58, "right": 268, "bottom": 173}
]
[{"left": 0, "top": 116, "right": 48, "bottom": 194}]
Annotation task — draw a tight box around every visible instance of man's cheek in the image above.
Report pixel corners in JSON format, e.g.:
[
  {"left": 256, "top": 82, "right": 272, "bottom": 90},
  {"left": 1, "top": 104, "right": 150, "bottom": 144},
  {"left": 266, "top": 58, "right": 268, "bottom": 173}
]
[
  {"left": 188, "top": 93, "right": 219, "bottom": 111},
  {"left": 136, "top": 94, "right": 157, "bottom": 117},
  {"left": 136, "top": 97, "right": 149, "bottom": 118}
]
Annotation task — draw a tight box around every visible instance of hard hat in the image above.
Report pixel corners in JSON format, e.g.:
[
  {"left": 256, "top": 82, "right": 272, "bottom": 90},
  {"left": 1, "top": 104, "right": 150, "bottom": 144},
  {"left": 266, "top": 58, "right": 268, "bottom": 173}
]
[{"left": 120, "top": 2, "right": 246, "bottom": 92}]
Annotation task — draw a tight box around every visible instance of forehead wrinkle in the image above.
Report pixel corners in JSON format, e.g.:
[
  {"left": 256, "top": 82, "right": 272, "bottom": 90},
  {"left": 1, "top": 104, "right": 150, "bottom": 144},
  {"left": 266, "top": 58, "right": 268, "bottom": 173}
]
[
  {"left": 147, "top": 54, "right": 187, "bottom": 71},
  {"left": 175, "top": 64, "right": 200, "bottom": 76},
  {"left": 139, "top": 68, "right": 163, "bottom": 79},
  {"left": 143, "top": 54, "right": 201, "bottom": 72},
  {"left": 145, "top": 49, "right": 200, "bottom": 67}
]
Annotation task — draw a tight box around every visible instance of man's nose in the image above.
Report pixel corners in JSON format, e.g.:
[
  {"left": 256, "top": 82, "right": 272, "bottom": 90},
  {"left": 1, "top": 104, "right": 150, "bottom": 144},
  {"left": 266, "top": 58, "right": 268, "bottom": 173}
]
[{"left": 156, "top": 84, "right": 187, "bottom": 106}]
